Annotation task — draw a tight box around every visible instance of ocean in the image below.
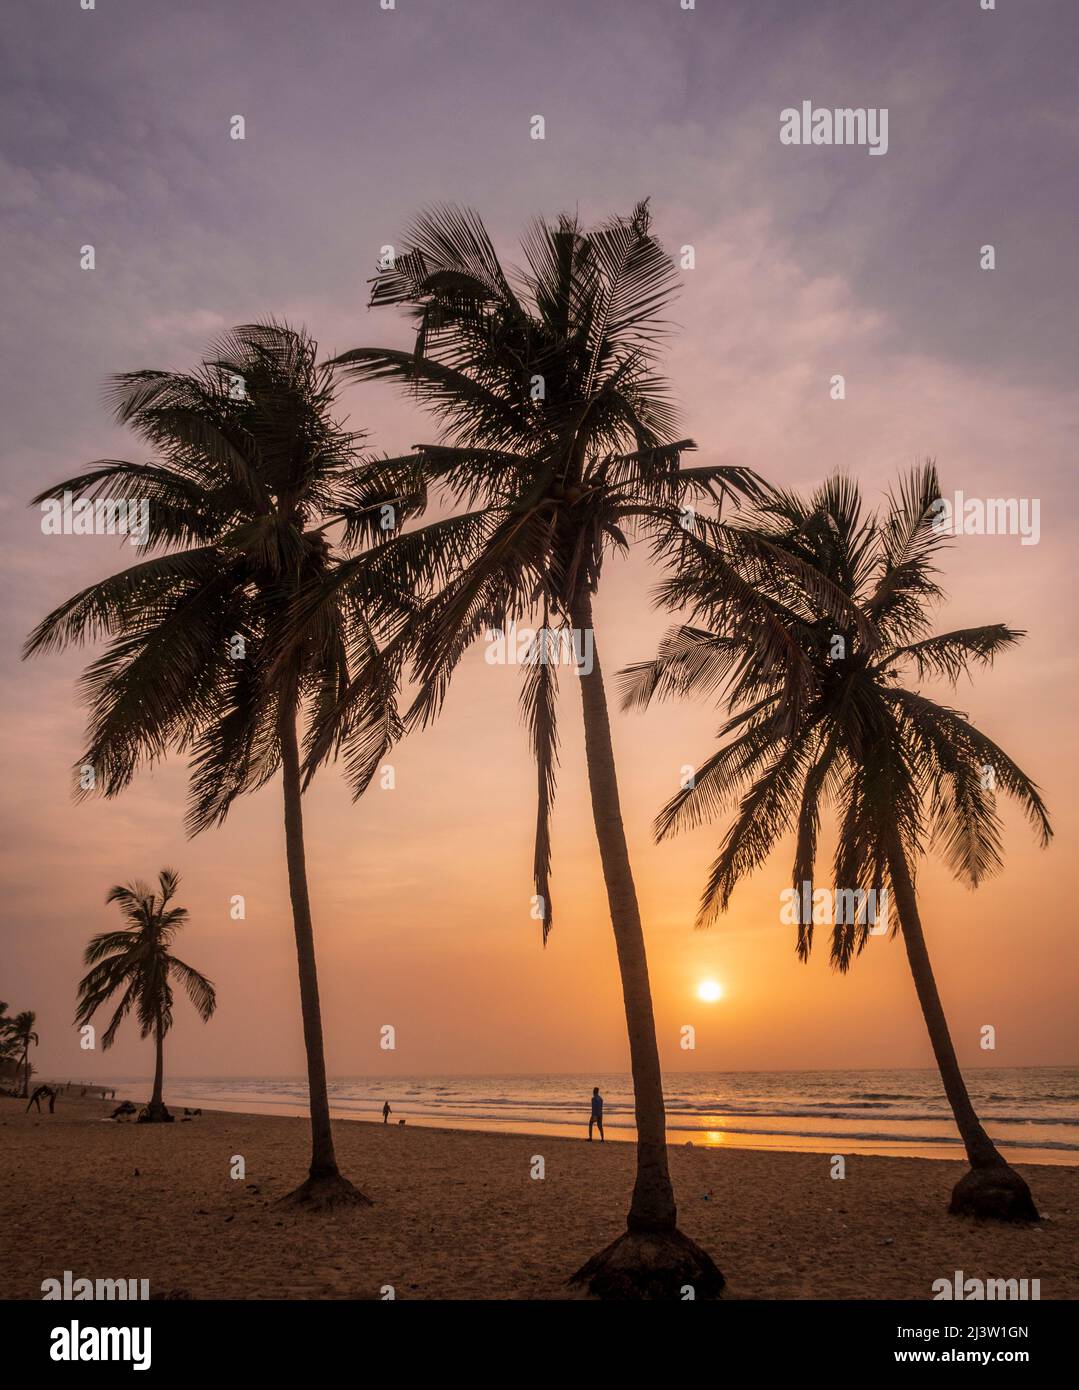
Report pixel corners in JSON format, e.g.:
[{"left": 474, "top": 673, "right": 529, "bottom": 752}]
[{"left": 95, "top": 1066, "right": 1079, "bottom": 1164}]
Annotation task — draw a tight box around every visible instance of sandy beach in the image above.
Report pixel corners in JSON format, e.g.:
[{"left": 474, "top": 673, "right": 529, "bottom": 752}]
[{"left": 2, "top": 1094, "right": 1075, "bottom": 1301}]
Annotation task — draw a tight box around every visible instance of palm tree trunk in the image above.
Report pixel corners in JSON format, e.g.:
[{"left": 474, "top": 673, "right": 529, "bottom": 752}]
[
  {"left": 20, "top": 1046, "right": 29, "bottom": 1099},
  {"left": 886, "top": 824, "right": 1037, "bottom": 1219},
  {"left": 278, "top": 693, "right": 341, "bottom": 1185},
  {"left": 150, "top": 1019, "right": 165, "bottom": 1112},
  {"left": 569, "top": 591, "right": 676, "bottom": 1233},
  {"left": 885, "top": 827, "right": 1000, "bottom": 1166},
  {"left": 143, "top": 1014, "right": 170, "bottom": 1121}
]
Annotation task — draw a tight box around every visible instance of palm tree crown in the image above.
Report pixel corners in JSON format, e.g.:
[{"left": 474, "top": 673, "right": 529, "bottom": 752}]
[
  {"left": 623, "top": 464, "right": 1051, "bottom": 963},
  {"left": 24, "top": 321, "right": 415, "bottom": 823},
  {"left": 75, "top": 869, "right": 215, "bottom": 1046},
  {"left": 0, "top": 1002, "right": 16, "bottom": 1060},
  {"left": 10, "top": 1010, "right": 39, "bottom": 1096},
  {"left": 314, "top": 201, "right": 762, "bottom": 934}
]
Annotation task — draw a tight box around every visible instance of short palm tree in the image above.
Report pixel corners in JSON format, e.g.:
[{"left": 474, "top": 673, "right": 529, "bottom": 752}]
[
  {"left": 26, "top": 322, "right": 416, "bottom": 1202},
  {"left": 75, "top": 869, "right": 215, "bottom": 1120},
  {"left": 309, "top": 201, "right": 763, "bottom": 1293},
  {"left": 0, "top": 1002, "right": 15, "bottom": 1059},
  {"left": 0, "top": 1004, "right": 18, "bottom": 1090},
  {"left": 622, "top": 465, "right": 1050, "bottom": 1221},
  {"left": 11, "top": 1010, "right": 39, "bottom": 1098}
]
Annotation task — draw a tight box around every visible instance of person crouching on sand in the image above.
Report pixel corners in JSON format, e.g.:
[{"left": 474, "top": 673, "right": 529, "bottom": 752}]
[
  {"left": 26, "top": 1084, "right": 56, "bottom": 1113},
  {"left": 588, "top": 1086, "right": 604, "bottom": 1142}
]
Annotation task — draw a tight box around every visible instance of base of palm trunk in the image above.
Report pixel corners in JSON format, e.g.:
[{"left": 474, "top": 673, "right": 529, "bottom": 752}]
[
  {"left": 277, "top": 1170, "right": 372, "bottom": 1211},
  {"left": 569, "top": 1227, "right": 724, "bottom": 1300},
  {"left": 949, "top": 1164, "right": 1038, "bottom": 1222},
  {"left": 137, "top": 1103, "right": 174, "bottom": 1124}
]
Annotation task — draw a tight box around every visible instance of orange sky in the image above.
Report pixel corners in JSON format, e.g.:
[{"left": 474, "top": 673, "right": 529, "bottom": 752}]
[
  {"left": 2, "top": 0, "right": 1076, "bottom": 1083},
  {"left": 4, "top": 495, "right": 1075, "bottom": 1082}
]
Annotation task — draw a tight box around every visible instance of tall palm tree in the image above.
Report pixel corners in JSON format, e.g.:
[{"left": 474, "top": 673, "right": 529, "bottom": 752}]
[
  {"left": 622, "top": 464, "right": 1050, "bottom": 1221},
  {"left": 26, "top": 322, "right": 417, "bottom": 1202},
  {"left": 11, "top": 1011, "right": 39, "bottom": 1098},
  {"left": 307, "top": 202, "right": 763, "bottom": 1293},
  {"left": 74, "top": 870, "right": 215, "bottom": 1120}
]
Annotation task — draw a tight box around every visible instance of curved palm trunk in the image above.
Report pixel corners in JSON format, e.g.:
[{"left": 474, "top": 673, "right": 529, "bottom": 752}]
[
  {"left": 20, "top": 1046, "right": 30, "bottom": 1098},
  {"left": 568, "top": 592, "right": 722, "bottom": 1296},
  {"left": 278, "top": 696, "right": 369, "bottom": 1207},
  {"left": 571, "top": 592, "right": 675, "bottom": 1231},
  {"left": 886, "top": 826, "right": 1037, "bottom": 1220}
]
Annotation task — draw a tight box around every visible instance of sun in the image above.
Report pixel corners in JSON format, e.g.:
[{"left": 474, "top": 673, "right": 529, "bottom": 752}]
[{"left": 696, "top": 979, "right": 723, "bottom": 1003}]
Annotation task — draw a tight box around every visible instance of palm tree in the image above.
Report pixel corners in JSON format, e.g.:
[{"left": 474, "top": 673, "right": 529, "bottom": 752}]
[
  {"left": 308, "top": 202, "right": 763, "bottom": 1293},
  {"left": 0, "top": 1004, "right": 18, "bottom": 1090},
  {"left": 26, "top": 322, "right": 417, "bottom": 1202},
  {"left": 11, "top": 1011, "right": 39, "bottom": 1098},
  {"left": 74, "top": 870, "right": 215, "bottom": 1120},
  {"left": 621, "top": 464, "right": 1050, "bottom": 1221}
]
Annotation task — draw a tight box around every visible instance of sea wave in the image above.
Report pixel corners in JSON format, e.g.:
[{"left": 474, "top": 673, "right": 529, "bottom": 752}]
[{"left": 108, "top": 1067, "right": 1079, "bottom": 1162}]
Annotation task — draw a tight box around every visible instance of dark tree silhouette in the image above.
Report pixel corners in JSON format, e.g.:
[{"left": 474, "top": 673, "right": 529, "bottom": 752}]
[
  {"left": 75, "top": 869, "right": 215, "bottom": 1122},
  {"left": 27, "top": 323, "right": 420, "bottom": 1203},
  {"left": 10, "top": 1010, "right": 38, "bottom": 1098},
  {"left": 623, "top": 465, "right": 1050, "bottom": 1222},
  {"left": 303, "top": 202, "right": 764, "bottom": 1293}
]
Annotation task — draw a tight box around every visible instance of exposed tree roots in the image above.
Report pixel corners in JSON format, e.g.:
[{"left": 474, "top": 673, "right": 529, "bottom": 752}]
[
  {"left": 276, "top": 1171, "right": 373, "bottom": 1211},
  {"left": 137, "top": 1104, "right": 174, "bottom": 1124},
  {"left": 569, "top": 1227, "right": 724, "bottom": 1300},
  {"left": 950, "top": 1164, "right": 1039, "bottom": 1222}
]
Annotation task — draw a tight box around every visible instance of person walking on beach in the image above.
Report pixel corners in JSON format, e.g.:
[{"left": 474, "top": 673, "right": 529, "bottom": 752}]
[
  {"left": 588, "top": 1086, "right": 604, "bottom": 1142},
  {"left": 382, "top": 1101, "right": 391, "bottom": 1125}
]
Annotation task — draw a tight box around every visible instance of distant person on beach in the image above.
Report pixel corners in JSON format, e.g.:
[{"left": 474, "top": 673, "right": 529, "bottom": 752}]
[
  {"left": 382, "top": 1101, "right": 391, "bottom": 1125},
  {"left": 588, "top": 1086, "right": 604, "bottom": 1142}
]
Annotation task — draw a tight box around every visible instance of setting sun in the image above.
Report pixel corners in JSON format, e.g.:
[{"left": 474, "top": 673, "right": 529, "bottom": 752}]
[{"left": 697, "top": 979, "right": 724, "bottom": 1003}]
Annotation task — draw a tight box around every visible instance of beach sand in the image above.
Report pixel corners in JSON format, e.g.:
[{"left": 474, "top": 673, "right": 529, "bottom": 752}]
[{"left": 2, "top": 1094, "right": 1075, "bottom": 1300}]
